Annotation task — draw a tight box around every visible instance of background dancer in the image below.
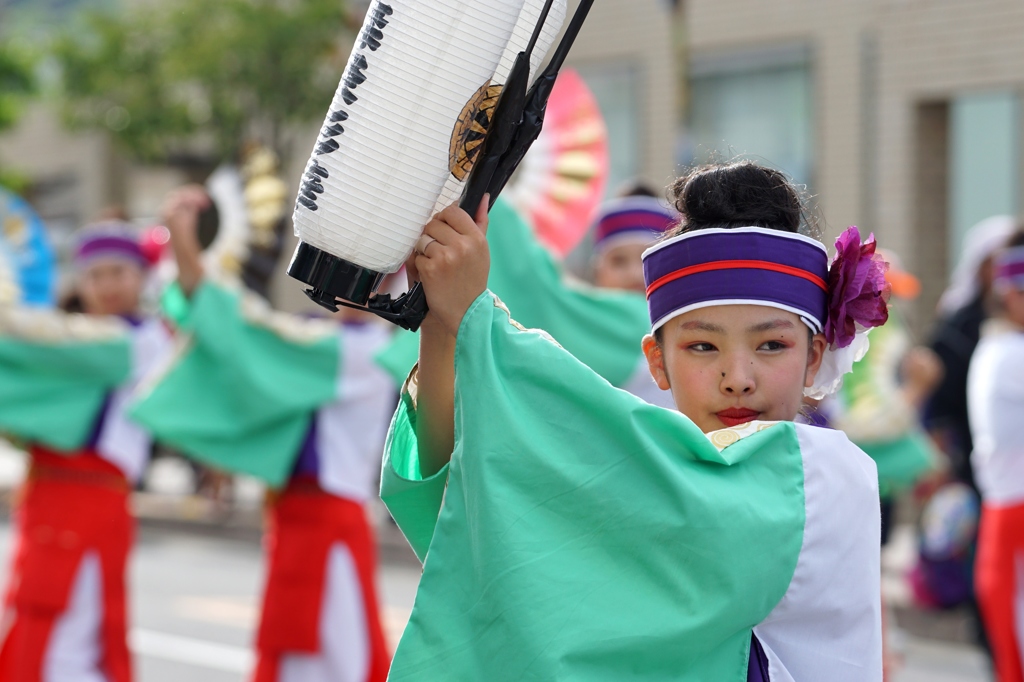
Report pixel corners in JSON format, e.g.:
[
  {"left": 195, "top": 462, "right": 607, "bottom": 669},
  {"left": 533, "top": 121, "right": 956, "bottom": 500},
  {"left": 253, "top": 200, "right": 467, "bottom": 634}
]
[
  {"left": 590, "top": 195, "right": 678, "bottom": 294},
  {"left": 589, "top": 194, "right": 679, "bottom": 405},
  {"left": 0, "top": 224, "right": 172, "bottom": 682},
  {"left": 132, "top": 186, "right": 393, "bottom": 682}
]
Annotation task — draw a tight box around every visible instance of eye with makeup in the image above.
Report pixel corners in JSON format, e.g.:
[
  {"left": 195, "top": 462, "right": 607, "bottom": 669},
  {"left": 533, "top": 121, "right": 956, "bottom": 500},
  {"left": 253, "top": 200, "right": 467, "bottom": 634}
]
[
  {"left": 686, "top": 342, "right": 717, "bottom": 353},
  {"left": 757, "top": 339, "right": 791, "bottom": 352}
]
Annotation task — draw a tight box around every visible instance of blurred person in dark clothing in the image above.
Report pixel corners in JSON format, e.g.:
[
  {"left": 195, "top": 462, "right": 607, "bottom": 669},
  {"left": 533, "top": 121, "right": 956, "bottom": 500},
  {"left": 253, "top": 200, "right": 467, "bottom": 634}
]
[{"left": 925, "top": 215, "right": 1017, "bottom": 491}]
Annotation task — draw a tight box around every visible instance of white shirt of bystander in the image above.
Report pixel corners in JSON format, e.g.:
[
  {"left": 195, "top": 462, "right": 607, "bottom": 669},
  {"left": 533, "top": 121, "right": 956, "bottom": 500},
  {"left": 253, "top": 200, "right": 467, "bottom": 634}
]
[{"left": 968, "top": 321, "right": 1024, "bottom": 506}]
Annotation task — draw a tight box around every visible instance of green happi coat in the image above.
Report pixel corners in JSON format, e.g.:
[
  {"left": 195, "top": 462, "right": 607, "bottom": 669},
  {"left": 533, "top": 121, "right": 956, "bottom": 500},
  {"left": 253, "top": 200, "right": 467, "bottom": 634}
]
[
  {"left": 0, "top": 306, "right": 132, "bottom": 451},
  {"left": 381, "top": 291, "right": 883, "bottom": 681},
  {"left": 130, "top": 280, "right": 342, "bottom": 486}
]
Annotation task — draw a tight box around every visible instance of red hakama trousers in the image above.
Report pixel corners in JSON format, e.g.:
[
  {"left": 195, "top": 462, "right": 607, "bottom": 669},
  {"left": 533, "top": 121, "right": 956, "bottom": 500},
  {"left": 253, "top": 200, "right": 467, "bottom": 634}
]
[
  {"left": 0, "top": 447, "right": 133, "bottom": 682},
  {"left": 253, "top": 477, "right": 390, "bottom": 682},
  {"left": 977, "top": 501, "right": 1024, "bottom": 682}
]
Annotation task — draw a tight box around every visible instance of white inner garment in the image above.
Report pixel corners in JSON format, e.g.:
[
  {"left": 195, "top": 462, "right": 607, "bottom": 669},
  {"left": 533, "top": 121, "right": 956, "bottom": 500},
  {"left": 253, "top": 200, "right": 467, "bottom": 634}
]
[
  {"left": 278, "top": 544, "right": 369, "bottom": 682},
  {"left": 753, "top": 424, "right": 883, "bottom": 682},
  {"left": 44, "top": 552, "right": 106, "bottom": 682},
  {"left": 96, "top": 318, "right": 173, "bottom": 482},
  {"left": 315, "top": 324, "right": 396, "bottom": 501}
]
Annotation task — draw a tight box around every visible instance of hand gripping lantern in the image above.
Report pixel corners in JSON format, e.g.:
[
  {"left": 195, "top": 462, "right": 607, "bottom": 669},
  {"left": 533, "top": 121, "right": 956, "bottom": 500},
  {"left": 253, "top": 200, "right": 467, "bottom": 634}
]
[{"left": 287, "top": 0, "right": 596, "bottom": 330}]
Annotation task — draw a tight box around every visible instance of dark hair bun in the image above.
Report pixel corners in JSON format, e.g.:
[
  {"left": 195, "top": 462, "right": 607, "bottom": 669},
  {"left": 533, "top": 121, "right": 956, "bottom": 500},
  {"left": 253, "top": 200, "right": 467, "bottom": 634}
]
[{"left": 670, "top": 161, "right": 807, "bottom": 235}]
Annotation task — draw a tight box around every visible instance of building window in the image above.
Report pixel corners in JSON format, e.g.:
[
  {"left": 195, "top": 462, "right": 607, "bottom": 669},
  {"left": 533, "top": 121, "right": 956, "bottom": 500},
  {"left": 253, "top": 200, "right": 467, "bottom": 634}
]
[
  {"left": 950, "top": 91, "right": 1020, "bottom": 271},
  {"left": 685, "top": 45, "right": 813, "bottom": 187}
]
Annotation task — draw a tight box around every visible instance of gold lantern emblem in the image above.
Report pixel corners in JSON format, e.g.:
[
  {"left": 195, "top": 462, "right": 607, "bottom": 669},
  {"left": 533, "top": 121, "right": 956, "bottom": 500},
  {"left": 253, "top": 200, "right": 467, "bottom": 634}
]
[{"left": 449, "top": 81, "right": 503, "bottom": 181}]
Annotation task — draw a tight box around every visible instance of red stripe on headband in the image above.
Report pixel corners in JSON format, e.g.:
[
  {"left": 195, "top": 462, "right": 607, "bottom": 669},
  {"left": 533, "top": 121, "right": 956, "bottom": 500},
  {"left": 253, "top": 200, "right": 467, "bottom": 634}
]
[{"left": 646, "top": 259, "right": 829, "bottom": 298}]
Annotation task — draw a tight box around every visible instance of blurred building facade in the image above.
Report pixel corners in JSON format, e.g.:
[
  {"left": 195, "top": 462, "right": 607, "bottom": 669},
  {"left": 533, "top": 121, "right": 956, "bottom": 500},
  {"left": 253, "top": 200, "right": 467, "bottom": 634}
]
[
  {"left": 566, "top": 0, "right": 678, "bottom": 195},
  {"left": 683, "top": 0, "right": 1024, "bottom": 330}
]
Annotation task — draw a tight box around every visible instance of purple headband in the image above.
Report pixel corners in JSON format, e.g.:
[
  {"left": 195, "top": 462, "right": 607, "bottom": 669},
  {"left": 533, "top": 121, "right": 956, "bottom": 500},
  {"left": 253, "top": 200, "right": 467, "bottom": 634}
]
[
  {"left": 594, "top": 197, "right": 678, "bottom": 250},
  {"left": 643, "top": 225, "right": 891, "bottom": 350},
  {"left": 74, "top": 223, "right": 147, "bottom": 269},
  {"left": 995, "top": 246, "right": 1024, "bottom": 291},
  {"left": 643, "top": 227, "right": 829, "bottom": 333}
]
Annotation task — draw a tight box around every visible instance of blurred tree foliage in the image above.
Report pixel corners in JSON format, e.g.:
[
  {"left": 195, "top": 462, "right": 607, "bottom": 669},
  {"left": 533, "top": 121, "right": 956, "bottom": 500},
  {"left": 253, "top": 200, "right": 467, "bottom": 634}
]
[
  {"left": 0, "top": 45, "right": 35, "bottom": 133},
  {"left": 52, "top": 0, "right": 351, "bottom": 163},
  {"left": 0, "top": 42, "right": 36, "bottom": 192}
]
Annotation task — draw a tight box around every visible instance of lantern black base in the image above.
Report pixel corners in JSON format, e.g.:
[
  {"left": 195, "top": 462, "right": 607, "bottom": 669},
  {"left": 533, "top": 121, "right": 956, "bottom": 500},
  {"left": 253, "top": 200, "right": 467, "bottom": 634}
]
[
  {"left": 287, "top": 241, "right": 429, "bottom": 331},
  {"left": 288, "top": 241, "right": 387, "bottom": 307}
]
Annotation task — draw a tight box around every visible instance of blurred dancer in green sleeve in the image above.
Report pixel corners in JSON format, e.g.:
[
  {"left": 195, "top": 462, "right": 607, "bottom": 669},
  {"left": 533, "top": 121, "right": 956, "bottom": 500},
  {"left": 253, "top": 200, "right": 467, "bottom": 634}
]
[
  {"left": 0, "top": 224, "right": 172, "bottom": 682},
  {"left": 132, "top": 186, "right": 392, "bottom": 682}
]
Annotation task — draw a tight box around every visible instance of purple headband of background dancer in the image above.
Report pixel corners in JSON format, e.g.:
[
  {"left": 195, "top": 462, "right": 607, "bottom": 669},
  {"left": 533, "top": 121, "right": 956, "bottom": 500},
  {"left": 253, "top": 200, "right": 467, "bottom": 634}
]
[
  {"left": 995, "top": 246, "right": 1024, "bottom": 291},
  {"left": 594, "top": 196, "right": 678, "bottom": 251},
  {"left": 74, "top": 222, "right": 148, "bottom": 269},
  {"left": 642, "top": 226, "right": 829, "bottom": 333}
]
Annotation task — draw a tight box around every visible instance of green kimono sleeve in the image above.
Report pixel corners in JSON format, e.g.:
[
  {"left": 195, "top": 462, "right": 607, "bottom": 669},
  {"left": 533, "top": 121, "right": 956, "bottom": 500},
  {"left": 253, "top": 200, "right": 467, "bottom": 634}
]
[
  {"left": 375, "top": 198, "right": 650, "bottom": 388},
  {"left": 130, "top": 280, "right": 340, "bottom": 486},
  {"left": 380, "top": 391, "right": 450, "bottom": 563},
  {"left": 0, "top": 307, "right": 130, "bottom": 451},
  {"left": 859, "top": 433, "right": 935, "bottom": 498},
  {"left": 386, "top": 292, "right": 808, "bottom": 681},
  {"left": 836, "top": 314, "right": 937, "bottom": 497}
]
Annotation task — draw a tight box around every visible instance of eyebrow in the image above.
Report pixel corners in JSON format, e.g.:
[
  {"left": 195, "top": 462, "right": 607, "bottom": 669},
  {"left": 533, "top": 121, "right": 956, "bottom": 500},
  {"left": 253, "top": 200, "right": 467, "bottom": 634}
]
[
  {"left": 678, "top": 320, "right": 726, "bottom": 333},
  {"left": 747, "top": 319, "right": 796, "bottom": 333}
]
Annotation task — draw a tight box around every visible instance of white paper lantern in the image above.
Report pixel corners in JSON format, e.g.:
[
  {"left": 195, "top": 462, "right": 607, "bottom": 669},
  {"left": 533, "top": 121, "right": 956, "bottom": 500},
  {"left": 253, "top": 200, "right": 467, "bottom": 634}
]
[{"left": 289, "top": 0, "right": 566, "bottom": 305}]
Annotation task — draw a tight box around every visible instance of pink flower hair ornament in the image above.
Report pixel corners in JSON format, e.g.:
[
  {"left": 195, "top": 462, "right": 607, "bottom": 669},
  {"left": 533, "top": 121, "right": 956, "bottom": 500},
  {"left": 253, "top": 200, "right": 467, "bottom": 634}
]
[
  {"left": 803, "top": 226, "right": 892, "bottom": 400},
  {"left": 825, "top": 226, "right": 892, "bottom": 349}
]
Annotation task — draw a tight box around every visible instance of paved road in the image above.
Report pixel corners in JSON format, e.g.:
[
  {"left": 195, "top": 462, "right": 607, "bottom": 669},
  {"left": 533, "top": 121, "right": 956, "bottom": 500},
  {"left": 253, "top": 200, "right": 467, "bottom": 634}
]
[
  {"left": 0, "top": 520, "right": 422, "bottom": 681},
  {"left": 0, "top": 519, "right": 991, "bottom": 681}
]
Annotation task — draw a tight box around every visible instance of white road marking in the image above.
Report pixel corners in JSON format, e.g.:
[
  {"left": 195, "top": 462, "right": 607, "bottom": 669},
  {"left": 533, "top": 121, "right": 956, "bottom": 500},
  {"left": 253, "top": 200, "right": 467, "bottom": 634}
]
[
  {"left": 130, "top": 605, "right": 411, "bottom": 672},
  {"left": 129, "top": 629, "right": 255, "bottom": 673}
]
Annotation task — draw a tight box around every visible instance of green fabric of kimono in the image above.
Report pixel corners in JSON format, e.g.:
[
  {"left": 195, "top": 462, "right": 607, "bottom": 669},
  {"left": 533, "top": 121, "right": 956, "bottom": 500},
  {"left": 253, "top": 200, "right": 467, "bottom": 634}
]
[
  {"left": 857, "top": 435, "right": 935, "bottom": 499},
  {"left": 836, "top": 313, "right": 936, "bottom": 498},
  {"left": 130, "top": 280, "right": 339, "bottom": 486},
  {"left": 375, "top": 198, "right": 650, "bottom": 388},
  {"left": 0, "top": 308, "right": 131, "bottom": 451},
  {"left": 380, "top": 291, "right": 808, "bottom": 681}
]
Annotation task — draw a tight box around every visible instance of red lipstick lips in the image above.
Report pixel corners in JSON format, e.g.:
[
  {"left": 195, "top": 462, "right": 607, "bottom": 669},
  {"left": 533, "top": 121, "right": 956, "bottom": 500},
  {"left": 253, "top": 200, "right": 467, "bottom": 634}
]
[{"left": 716, "top": 408, "right": 760, "bottom": 427}]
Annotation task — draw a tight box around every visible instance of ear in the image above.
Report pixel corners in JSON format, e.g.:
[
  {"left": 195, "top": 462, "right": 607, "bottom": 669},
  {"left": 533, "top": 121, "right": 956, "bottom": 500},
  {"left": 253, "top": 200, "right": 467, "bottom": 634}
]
[
  {"left": 642, "top": 334, "right": 672, "bottom": 391},
  {"left": 804, "top": 333, "right": 828, "bottom": 389}
]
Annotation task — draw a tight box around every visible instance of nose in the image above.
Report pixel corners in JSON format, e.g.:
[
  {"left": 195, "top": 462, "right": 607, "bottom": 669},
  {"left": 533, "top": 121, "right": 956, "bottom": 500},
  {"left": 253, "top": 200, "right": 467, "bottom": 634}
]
[{"left": 719, "top": 357, "right": 755, "bottom": 395}]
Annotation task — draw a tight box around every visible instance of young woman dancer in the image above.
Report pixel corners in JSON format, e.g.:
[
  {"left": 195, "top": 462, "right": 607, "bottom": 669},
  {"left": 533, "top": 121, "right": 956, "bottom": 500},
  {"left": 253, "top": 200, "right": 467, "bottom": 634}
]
[
  {"left": 0, "top": 224, "right": 171, "bottom": 682},
  {"left": 381, "top": 161, "right": 888, "bottom": 680}
]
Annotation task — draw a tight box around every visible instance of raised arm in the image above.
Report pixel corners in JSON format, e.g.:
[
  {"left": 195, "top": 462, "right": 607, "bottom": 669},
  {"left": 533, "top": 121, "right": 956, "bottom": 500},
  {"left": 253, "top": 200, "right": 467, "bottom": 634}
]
[
  {"left": 162, "top": 185, "right": 210, "bottom": 297},
  {"left": 409, "top": 198, "right": 490, "bottom": 477}
]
